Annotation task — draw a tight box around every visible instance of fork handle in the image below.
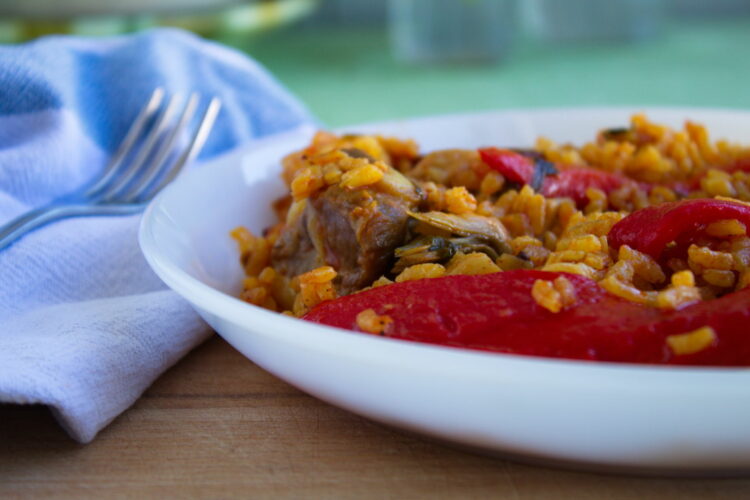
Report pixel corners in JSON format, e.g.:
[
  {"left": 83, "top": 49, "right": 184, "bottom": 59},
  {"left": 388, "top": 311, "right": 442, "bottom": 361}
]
[{"left": 0, "top": 203, "right": 145, "bottom": 251}]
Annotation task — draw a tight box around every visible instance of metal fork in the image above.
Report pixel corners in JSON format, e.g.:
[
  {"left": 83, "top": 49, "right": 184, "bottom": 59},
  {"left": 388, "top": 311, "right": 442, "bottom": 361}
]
[{"left": 0, "top": 88, "right": 221, "bottom": 251}]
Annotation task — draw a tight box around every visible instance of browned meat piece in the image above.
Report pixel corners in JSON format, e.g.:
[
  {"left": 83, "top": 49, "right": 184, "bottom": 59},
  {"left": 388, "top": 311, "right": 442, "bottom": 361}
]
[
  {"left": 407, "top": 149, "right": 490, "bottom": 192},
  {"left": 271, "top": 170, "right": 420, "bottom": 295}
]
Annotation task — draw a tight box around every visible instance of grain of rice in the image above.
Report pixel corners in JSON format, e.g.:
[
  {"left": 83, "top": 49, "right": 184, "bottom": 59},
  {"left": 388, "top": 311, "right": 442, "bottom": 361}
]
[
  {"left": 395, "top": 263, "right": 446, "bottom": 282},
  {"left": 445, "top": 252, "right": 500, "bottom": 275},
  {"left": 444, "top": 186, "right": 477, "bottom": 214},
  {"left": 496, "top": 253, "right": 534, "bottom": 271},
  {"left": 702, "top": 269, "right": 736, "bottom": 288},
  {"left": 340, "top": 163, "right": 385, "bottom": 189},
  {"left": 291, "top": 165, "right": 325, "bottom": 200},
  {"left": 737, "top": 271, "right": 750, "bottom": 290},
  {"left": 541, "top": 262, "right": 598, "bottom": 280},
  {"left": 688, "top": 244, "right": 734, "bottom": 271},
  {"left": 666, "top": 326, "right": 716, "bottom": 356},
  {"left": 356, "top": 308, "right": 394, "bottom": 334},
  {"left": 531, "top": 276, "right": 576, "bottom": 313},
  {"left": 706, "top": 219, "right": 746, "bottom": 237},
  {"left": 671, "top": 270, "right": 696, "bottom": 287},
  {"left": 479, "top": 171, "right": 505, "bottom": 199},
  {"left": 532, "top": 279, "right": 562, "bottom": 313}
]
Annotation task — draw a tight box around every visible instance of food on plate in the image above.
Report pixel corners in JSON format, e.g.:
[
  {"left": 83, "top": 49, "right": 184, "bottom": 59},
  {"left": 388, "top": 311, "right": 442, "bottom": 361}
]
[{"left": 232, "top": 115, "right": 750, "bottom": 365}]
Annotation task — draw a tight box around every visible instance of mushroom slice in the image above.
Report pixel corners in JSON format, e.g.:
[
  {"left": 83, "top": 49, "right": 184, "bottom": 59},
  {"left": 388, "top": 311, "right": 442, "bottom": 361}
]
[
  {"left": 392, "top": 236, "right": 455, "bottom": 274},
  {"left": 450, "top": 236, "right": 501, "bottom": 261},
  {"left": 391, "top": 234, "right": 504, "bottom": 275},
  {"left": 377, "top": 167, "right": 422, "bottom": 205},
  {"left": 407, "top": 211, "right": 512, "bottom": 254}
]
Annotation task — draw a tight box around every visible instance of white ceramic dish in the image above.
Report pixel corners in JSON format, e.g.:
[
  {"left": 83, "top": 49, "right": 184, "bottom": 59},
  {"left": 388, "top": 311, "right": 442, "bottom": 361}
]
[{"left": 140, "top": 108, "right": 750, "bottom": 474}]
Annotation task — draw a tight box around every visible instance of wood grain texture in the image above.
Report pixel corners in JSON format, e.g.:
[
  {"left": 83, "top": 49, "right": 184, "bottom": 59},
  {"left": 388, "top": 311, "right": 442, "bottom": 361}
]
[{"left": 2, "top": 335, "right": 749, "bottom": 499}]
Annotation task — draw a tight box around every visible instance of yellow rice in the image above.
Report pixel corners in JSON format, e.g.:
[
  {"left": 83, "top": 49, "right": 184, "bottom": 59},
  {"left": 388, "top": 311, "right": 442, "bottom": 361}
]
[{"left": 232, "top": 114, "right": 750, "bottom": 330}]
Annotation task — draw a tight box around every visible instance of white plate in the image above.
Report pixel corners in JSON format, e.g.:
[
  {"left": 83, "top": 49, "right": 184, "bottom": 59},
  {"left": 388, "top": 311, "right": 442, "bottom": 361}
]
[{"left": 140, "top": 108, "right": 750, "bottom": 474}]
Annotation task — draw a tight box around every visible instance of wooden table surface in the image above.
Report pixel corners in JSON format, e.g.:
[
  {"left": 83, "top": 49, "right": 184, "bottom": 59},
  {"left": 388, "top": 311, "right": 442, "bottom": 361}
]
[{"left": 2, "top": 336, "right": 750, "bottom": 499}]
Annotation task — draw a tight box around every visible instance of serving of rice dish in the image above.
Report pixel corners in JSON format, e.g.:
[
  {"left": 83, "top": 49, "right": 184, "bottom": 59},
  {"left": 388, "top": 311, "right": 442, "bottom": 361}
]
[{"left": 230, "top": 114, "right": 750, "bottom": 362}]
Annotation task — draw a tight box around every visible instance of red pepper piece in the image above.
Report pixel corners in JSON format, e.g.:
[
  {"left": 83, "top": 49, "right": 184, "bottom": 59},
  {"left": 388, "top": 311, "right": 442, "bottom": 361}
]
[
  {"left": 305, "top": 271, "right": 660, "bottom": 361},
  {"left": 727, "top": 156, "right": 750, "bottom": 174},
  {"left": 478, "top": 147, "right": 632, "bottom": 207},
  {"left": 540, "top": 167, "right": 631, "bottom": 206},
  {"left": 303, "top": 270, "right": 750, "bottom": 366},
  {"left": 667, "top": 180, "right": 696, "bottom": 197},
  {"left": 657, "top": 287, "right": 750, "bottom": 366},
  {"left": 478, "top": 147, "right": 536, "bottom": 185},
  {"left": 608, "top": 198, "right": 750, "bottom": 260}
]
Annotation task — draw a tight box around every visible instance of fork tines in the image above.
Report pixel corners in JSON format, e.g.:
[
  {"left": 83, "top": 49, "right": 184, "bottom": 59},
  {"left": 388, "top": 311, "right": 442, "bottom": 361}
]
[{"left": 85, "top": 88, "right": 221, "bottom": 204}]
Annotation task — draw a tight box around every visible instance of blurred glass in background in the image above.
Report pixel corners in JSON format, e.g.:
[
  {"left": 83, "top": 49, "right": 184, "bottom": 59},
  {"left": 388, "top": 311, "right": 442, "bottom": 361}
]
[
  {"left": 0, "top": 0, "right": 318, "bottom": 41},
  {"left": 2, "top": 0, "right": 750, "bottom": 125},
  {"left": 0, "top": 1, "right": 748, "bottom": 52},
  {"left": 389, "top": 0, "right": 518, "bottom": 63},
  {"left": 523, "top": 0, "right": 665, "bottom": 44},
  {"left": 0, "top": 0, "right": 749, "bottom": 62}
]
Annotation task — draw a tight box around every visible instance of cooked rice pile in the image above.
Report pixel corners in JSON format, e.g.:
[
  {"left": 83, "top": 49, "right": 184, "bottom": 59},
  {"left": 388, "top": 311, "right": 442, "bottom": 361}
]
[{"left": 233, "top": 114, "right": 750, "bottom": 319}]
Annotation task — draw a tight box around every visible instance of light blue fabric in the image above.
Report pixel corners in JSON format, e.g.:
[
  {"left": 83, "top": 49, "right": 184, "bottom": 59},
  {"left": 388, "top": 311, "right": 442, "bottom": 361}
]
[{"left": 0, "top": 29, "right": 314, "bottom": 442}]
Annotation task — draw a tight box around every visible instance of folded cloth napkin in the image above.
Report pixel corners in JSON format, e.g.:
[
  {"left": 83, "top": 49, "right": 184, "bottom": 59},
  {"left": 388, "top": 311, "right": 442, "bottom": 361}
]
[{"left": 0, "top": 29, "right": 313, "bottom": 442}]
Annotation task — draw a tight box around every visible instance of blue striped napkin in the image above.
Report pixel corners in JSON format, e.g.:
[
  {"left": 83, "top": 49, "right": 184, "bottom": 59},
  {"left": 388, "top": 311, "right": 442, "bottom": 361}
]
[{"left": 0, "top": 28, "right": 313, "bottom": 442}]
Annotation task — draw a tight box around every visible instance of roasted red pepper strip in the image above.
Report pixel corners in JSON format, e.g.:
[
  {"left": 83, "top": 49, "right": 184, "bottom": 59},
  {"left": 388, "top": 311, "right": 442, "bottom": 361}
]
[
  {"left": 540, "top": 168, "right": 631, "bottom": 206},
  {"left": 304, "top": 270, "right": 750, "bottom": 366},
  {"left": 727, "top": 156, "right": 750, "bottom": 174},
  {"left": 478, "top": 147, "right": 632, "bottom": 207},
  {"left": 478, "top": 148, "right": 536, "bottom": 185},
  {"left": 608, "top": 198, "right": 750, "bottom": 260}
]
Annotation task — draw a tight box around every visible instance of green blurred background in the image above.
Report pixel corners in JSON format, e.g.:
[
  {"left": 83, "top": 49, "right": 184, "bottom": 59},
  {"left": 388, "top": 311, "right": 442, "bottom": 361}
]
[{"left": 2, "top": 0, "right": 750, "bottom": 126}]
